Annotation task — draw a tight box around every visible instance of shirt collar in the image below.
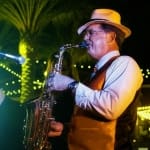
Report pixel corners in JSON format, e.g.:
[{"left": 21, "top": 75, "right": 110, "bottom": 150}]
[{"left": 95, "top": 51, "right": 120, "bottom": 70}]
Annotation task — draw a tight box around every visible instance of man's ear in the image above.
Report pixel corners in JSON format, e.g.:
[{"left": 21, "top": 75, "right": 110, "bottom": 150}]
[{"left": 107, "top": 32, "right": 116, "bottom": 43}]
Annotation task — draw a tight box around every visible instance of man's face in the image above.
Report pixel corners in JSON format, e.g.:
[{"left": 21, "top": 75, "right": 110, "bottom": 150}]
[{"left": 83, "top": 23, "right": 108, "bottom": 60}]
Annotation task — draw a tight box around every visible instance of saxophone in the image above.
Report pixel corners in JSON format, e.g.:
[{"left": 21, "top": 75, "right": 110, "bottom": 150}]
[{"left": 23, "top": 41, "right": 87, "bottom": 150}]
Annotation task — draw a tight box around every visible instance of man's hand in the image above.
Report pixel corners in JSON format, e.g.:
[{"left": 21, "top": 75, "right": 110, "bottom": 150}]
[
  {"left": 48, "top": 121, "right": 64, "bottom": 137},
  {"left": 48, "top": 73, "right": 75, "bottom": 91}
]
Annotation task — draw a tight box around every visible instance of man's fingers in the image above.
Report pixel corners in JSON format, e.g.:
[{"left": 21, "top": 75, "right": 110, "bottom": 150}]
[
  {"left": 48, "top": 131, "right": 62, "bottom": 137},
  {"left": 48, "top": 121, "right": 64, "bottom": 137}
]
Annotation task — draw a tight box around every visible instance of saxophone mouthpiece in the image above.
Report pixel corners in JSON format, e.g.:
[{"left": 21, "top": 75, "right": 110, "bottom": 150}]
[
  {"left": 78, "top": 41, "right": 88, "bottom": 48},
  {"left": 59, "top": 41, "right": 88, "bottom": 51}
]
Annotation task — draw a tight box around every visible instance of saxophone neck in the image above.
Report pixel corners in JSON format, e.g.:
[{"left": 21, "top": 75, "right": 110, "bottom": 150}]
[{"left": 59, "top": 41, "right": 88, "bottom": 51}]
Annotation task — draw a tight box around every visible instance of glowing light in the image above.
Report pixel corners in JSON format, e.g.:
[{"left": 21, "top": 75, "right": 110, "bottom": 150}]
[
  {"left": 88, "top": 65, "right": 91, "bottom": 69},
  {"left": 137, "top": 106, "right": 150, "bottom": 120},
  {"left": 43, "top": 61, "right": 47, "bottom": 64},
  {"left": 36, "top": 60, "right": 39, "bottom": 63},
  {"left": 73, "top": 64, "right": 77, "bottom": 67},
  {"left": 80, "top": 65, "right": 84, "bottom": 68}
]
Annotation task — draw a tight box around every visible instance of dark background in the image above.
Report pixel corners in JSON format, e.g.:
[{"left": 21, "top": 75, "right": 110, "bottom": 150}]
[{"left": 0, "top": 0, "right": 150, "bottom": 149}]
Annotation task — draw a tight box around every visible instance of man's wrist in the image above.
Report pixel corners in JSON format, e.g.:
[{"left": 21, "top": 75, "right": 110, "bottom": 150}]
[{"left": 68, "top": 81, "right": 79, "bottom": 92}]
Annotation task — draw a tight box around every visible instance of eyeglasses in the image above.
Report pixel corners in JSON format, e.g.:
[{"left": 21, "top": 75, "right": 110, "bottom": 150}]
[{"left": 82, "top": 29, "right": 104, "bottom": 37}]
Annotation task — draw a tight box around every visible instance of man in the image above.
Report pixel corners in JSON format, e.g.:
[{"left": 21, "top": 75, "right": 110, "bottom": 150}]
[{"left": 48, "top": 9, "right": 143, "bottom": 150}]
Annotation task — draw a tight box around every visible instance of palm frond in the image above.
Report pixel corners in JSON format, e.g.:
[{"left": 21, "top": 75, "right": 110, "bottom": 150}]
[{"left": 0, "top": 0, "right": 60, "bottom": 35}]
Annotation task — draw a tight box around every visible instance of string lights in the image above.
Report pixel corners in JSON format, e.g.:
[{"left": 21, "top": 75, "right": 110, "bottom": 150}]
[{"left": 0, "top": 61, "right": 150, "bottom": 97}]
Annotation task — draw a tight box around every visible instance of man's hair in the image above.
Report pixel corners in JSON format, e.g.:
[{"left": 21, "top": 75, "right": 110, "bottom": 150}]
[{"left": 101, "top": 24, "right": 126, "bottom": 48}]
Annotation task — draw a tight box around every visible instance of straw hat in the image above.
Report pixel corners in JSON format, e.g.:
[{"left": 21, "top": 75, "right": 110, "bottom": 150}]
[{"left": 77, "top": 9, "right": 131, "bottom": 38}]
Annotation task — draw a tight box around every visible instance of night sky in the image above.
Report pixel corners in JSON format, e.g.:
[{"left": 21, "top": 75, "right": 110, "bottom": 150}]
[{"left": 107, "top": 0, "right": 150, "bottom": 69}]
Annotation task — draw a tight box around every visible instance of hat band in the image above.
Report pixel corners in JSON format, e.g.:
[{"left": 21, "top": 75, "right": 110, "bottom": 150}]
[{"left": 86, "top": 18, "right": 109, "bottom": 22}]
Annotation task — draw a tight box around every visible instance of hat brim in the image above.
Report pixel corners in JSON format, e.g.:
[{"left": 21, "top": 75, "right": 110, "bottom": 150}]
[{"left": 77, "top": 19, "right": 131, "bottom": 38}]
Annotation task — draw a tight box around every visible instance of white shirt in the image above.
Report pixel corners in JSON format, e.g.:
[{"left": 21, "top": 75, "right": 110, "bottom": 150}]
[{"left": 75, "top": 51, "right": 143, "bottom": 120}]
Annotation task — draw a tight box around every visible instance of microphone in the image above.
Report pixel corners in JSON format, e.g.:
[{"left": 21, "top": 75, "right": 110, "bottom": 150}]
[{"left": 0, "top": 52, "right": 25, "bottom": 64}]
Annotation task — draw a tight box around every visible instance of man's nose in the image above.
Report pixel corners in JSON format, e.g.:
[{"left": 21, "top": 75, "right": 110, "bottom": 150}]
[{"left": 83, "top": 33, "right": 89, "bottom": 40}]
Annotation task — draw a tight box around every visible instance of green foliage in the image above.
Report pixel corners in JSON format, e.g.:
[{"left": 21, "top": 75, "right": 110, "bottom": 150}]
[
  {"left": 0, "top": 0, "right": 56, "bottom": 35},
  {"left": 0, "top": 0, "right": 115, "bottom": 102}
]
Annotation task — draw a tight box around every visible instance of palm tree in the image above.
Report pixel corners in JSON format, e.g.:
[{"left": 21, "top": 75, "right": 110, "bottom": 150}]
[
  {"left": 0, "top": 0, "right": 66, "bottom": 103},
  {"left": 0, "top": 0, "right": 102, "bottom": 103}
]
